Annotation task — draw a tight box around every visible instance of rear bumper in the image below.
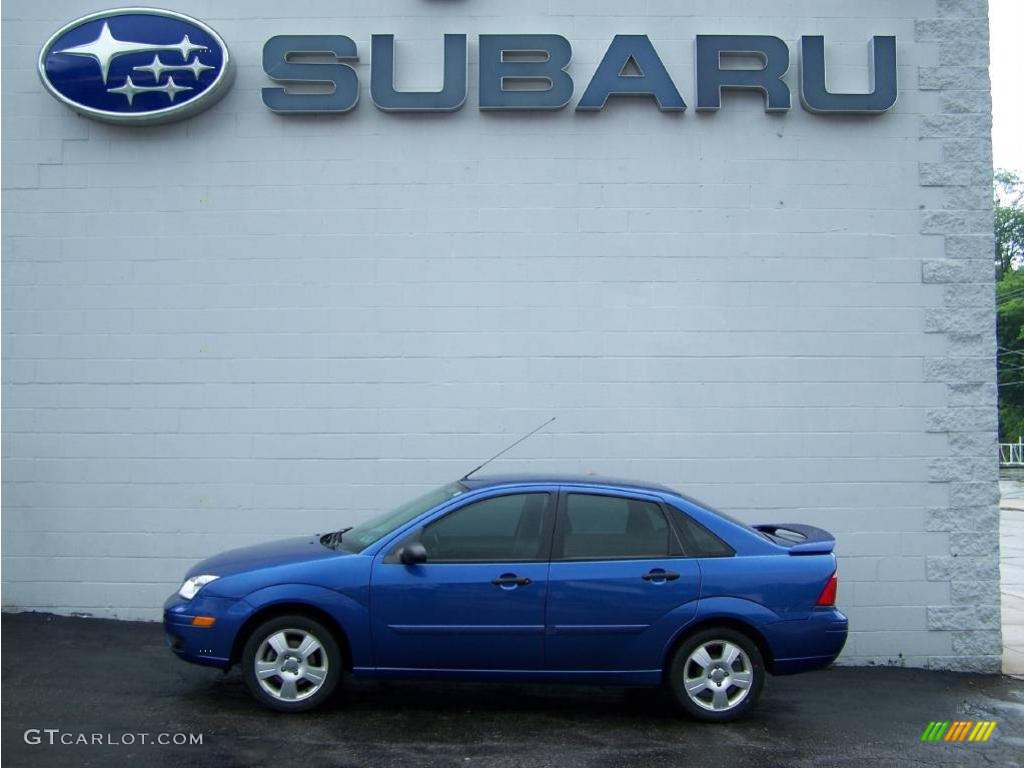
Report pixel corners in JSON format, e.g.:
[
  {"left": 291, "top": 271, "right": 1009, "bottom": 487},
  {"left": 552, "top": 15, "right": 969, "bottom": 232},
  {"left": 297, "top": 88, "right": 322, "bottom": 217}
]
[
  {"left": 767, "top": 608, "right": 848, "bottom": 676},
  {"left": 163, "top": 592, "right": 247, "bottom": 669}
]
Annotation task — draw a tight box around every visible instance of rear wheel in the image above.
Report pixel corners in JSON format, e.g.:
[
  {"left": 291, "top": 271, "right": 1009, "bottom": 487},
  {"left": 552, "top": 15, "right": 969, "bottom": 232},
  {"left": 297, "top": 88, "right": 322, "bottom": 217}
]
[
  {"left": 241, "top": 615, "right": 341, "bottom": 712},
  {"left": 667, "top": 627, "right": 764, "bottom": 722}
]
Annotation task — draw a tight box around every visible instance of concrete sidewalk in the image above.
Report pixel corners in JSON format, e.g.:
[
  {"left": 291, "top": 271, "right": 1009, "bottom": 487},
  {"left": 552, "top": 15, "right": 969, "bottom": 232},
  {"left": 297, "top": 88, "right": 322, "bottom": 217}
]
[
  {"left": 2, "top": 613, "right": 1023, "bottom": 768},
  {"left": 999, "top": 482, "right": 1024, "bottom": 678}
]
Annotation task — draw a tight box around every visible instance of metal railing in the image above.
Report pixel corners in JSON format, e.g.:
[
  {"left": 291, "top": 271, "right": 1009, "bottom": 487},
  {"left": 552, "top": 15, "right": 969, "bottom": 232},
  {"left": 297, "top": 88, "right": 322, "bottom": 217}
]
[{"left": 1000, "top": 438, "right": 1024, "bottom": 467}]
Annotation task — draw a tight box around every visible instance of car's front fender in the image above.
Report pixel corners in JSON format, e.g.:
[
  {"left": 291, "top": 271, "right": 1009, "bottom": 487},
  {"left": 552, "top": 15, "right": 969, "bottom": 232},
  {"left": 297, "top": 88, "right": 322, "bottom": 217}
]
[{"left": 238, "top": 583, "right": 373, "bottom": 668}]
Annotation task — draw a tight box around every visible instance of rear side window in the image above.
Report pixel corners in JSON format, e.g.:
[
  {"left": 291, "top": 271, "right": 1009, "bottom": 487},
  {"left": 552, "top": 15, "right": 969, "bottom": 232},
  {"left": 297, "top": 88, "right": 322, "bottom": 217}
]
[
  {"left": 672, "top": 511, "right": 734, "bottom": 557},
  {"left": 420, "top": 493, "right": 551, "bottom": 562},
  {"left": 559, "top": 494, "right": 670, "bottom": 559}
]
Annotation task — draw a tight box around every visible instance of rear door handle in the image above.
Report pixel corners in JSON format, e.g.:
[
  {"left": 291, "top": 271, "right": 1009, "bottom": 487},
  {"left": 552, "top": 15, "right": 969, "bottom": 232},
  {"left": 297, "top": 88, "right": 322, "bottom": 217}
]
[
  {"left": 642, "top": 570, "right": 680, "bottom": 582},
  {"left": 491, "top": 574, "right": 532, "bottom": 587}
]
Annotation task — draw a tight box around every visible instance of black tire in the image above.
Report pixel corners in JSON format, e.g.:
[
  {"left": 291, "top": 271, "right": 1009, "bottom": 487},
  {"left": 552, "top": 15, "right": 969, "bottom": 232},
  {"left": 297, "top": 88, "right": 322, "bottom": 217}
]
[
  {"left": 666, "top": 627, "right": 765, "bottom": 722},
  {"left": 241, "top": 615, "right": 341, "bottom": 713}
]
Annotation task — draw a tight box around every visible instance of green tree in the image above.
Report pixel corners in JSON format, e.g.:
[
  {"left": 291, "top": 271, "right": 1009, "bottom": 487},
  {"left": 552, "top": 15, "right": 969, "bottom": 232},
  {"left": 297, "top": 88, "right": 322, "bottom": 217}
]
[
  {"left": 996, "top": 169, "right": 1024, "bottom": 440},
  {"left": 996, "top": 170, "right": 1024, "bottom": 277}
]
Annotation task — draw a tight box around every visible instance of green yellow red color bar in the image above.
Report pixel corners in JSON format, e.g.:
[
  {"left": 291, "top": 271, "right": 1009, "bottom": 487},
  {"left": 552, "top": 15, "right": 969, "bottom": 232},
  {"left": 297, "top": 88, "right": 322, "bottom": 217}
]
[{"left": 920, "top": 721, "right": 997, "bottom": 742}]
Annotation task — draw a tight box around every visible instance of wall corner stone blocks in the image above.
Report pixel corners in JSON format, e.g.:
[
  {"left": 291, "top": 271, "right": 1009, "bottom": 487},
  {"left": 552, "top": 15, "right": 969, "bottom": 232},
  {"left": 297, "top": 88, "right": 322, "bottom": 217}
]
[{"left": 920, "top": 0, "right": 1001, "bottom": 672}]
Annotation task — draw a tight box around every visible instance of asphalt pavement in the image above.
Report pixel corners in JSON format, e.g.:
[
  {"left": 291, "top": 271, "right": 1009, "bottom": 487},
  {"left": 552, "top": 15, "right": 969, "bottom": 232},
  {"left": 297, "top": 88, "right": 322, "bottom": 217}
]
[{"left": 2, "top": 612, "right": 1023, "bottom": 767}]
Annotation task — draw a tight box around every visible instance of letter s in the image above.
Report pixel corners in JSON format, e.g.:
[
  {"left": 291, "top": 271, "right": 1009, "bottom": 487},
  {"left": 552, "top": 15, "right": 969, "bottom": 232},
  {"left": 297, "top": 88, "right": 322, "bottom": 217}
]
[{"left": 262, "top": 35, "right": 359, "bottom": 113}]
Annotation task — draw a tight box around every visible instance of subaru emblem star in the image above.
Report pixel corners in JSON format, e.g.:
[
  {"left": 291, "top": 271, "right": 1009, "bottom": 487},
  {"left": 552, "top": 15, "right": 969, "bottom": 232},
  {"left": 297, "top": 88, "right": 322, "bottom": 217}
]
[{"left": 38, "top": 7, "right": 234, "bottom": 125}]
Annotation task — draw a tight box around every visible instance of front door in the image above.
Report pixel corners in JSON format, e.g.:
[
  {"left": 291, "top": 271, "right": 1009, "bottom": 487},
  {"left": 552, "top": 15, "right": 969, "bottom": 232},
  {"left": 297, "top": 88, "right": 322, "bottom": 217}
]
[
  {"left": 370, "top": 490, "right": 555, "bottom": 670},
  {"left": 545, "top": 490, "right": 701, "bottom": 671}
]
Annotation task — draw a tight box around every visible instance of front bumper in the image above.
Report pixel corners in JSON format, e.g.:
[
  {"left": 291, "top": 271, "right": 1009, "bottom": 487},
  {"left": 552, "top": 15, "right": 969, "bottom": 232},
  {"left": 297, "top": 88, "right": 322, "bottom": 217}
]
[{"left": 163, "top": 592, "right": 248, "bottom": 669}]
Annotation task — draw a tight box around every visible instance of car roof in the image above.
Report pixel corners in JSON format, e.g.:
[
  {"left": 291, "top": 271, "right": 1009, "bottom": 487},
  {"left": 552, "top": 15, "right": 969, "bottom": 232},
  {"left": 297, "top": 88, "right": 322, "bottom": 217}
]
[{"left": 459, "top": 473, "right": 680, "bottom": 496}]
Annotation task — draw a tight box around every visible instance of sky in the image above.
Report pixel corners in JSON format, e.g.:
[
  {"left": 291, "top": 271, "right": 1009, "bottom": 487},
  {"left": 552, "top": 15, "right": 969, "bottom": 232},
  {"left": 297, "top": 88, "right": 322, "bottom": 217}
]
[{"left": 991, "top": 0, "right": 1023, "bottom": 173}]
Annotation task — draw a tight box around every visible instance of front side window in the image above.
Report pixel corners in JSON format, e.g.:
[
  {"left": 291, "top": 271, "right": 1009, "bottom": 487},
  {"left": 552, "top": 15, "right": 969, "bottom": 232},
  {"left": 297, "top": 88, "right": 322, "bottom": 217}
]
[
  {"left": 559, "top": 493, "right": 671, "bottom": 559},
  {"left": 419, "top": 493, "right": 552, "bottom": 562}
]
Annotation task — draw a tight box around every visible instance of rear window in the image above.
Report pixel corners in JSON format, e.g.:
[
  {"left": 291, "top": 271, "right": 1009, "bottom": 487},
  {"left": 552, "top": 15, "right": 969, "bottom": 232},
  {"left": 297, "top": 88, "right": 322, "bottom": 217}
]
[
  {"left": 671, "top": 491, "right": 765, "bottom": 538},
  {"left": 672, "top": 511, "right": 735, "bottom": 558}
]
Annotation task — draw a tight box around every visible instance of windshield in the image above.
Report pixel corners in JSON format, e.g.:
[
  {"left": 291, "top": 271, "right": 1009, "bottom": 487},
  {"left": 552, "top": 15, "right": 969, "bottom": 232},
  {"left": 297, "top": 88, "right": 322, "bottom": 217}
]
[{"left": 336, "top": 481, "right": 467, "bottom": 552}]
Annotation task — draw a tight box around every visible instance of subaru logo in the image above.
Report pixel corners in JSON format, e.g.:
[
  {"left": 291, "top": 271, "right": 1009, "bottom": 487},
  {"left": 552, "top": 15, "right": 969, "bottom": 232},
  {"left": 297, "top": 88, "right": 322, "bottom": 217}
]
[{"left": 38, "top": 8, "right": 233, "bottom": 125}]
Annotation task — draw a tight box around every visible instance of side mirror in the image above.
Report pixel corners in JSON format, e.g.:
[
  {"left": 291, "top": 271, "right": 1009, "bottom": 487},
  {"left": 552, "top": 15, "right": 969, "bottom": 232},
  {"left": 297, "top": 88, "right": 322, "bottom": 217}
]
[{"left": 398, "top": 542, "right": 428, "bottom": 565}]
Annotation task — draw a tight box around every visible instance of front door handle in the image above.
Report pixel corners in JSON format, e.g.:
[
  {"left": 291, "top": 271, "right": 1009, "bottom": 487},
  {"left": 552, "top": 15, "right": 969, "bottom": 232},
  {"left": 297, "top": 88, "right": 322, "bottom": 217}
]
[
  {"left": 642, "top": 569, "right": 680, "bottom": 582},
  {"left": 491, "top": 574, "right": 532, "bottom": 587}
]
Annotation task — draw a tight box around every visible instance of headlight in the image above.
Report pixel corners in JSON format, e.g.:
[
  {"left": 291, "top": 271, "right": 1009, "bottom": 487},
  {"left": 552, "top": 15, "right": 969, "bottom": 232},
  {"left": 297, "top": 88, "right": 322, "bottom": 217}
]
[{"left": 178, "top": 574, "right": 219, "bottom": 600}]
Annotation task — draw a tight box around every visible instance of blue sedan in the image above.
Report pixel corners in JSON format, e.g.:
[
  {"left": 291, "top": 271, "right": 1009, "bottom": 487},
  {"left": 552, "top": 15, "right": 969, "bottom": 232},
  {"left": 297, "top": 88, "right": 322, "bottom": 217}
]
[{"left": 164, "top": 475, "right": 847, "bottom": 721}]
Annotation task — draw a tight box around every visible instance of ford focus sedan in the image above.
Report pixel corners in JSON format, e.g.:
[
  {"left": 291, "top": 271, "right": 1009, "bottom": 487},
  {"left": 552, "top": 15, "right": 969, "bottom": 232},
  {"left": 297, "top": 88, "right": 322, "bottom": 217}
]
[{"left": 164, "top": 475, "right": 847, "bottom": 721}]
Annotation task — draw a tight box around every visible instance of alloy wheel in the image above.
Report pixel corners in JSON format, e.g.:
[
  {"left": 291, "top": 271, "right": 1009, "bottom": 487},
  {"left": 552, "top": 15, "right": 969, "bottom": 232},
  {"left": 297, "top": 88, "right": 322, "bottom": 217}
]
[
  {"left": 253, "top": 628, "right": 329, "bottom": 702},
  {"left": 681, "top": 639, "right": 755, "bottom": 712}
]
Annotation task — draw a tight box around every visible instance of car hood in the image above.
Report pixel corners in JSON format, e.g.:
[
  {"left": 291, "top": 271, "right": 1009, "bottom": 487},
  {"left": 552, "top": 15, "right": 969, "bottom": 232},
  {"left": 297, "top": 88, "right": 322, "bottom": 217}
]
[{"left": 187, "top": 536, "right": 347, "bottom": 578}]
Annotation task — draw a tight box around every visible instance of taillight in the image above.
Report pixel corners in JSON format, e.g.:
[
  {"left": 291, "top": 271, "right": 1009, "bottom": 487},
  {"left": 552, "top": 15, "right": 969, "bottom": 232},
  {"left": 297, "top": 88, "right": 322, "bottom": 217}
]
[{"left": 817, "top": 571, "right": 838, "bottom": 606}]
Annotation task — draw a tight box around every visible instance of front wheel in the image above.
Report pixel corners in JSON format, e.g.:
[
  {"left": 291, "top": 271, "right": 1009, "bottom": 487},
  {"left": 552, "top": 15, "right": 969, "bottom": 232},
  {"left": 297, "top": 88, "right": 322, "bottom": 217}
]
[
  {"left": 667, "top": 627, "right": 764, "bottom": 722},
  {"left": 241, "top": 615, "right": 341, "bottom": 712}
]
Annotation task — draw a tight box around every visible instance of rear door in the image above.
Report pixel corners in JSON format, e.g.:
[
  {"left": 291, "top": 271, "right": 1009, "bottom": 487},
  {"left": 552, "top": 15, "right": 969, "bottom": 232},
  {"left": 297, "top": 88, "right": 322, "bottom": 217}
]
[
  {"left": 544, "top": 488, "right": 700, "bottom": 671},
  {"left": 371, "top": 489, "right": 555, "bottom": 670}
]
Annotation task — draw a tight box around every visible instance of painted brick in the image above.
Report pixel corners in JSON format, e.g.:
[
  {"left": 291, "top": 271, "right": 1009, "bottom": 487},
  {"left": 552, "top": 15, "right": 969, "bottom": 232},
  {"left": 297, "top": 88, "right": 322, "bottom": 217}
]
[
  {"left": 921, "top": 258, "right": 991, "bottom": 284},
  {"left": 0, "top": 0, "right": 997, "bottom": 671},
  {"left": 949, "top": 580, "right": 1000, "bottom": 604},
  {"left": 947, "top": 431, "right": 998, "bottom": 455},
  {"left": 946, "top": 381, "right": 997, "bottom": 408},
  {"left": 926, "top": 556, "right": 1000, "bottom": 583},
  {"left": 855, "top": 630, "right": 952, "bottom": 658},
  {"left": 926, "top": 605, "right": 1000, "bottom": 631},
  {"left": 943, "top": 185, "right": 996, "bottom": 211},
  {"left": 915, "top": 19, "right": 989, "bottom": 41},
  {"left": 938, "top": 41, "right": 990, "bottom": 68},
  {"left": 950, "top": 630, "right": 1002, "bottom": 656},
  {"left": 919, "top": 161, "right": 992, "bottom": 188},
  {"left": 927, "top": 505, "right": 999, "bottom": 533},
  {"left": 942, "top": 138, "right": 994, "bottom": 163},
  {"left": 936, "top": 0, "right": 987, "bottom": 17},
  {"left": 919, "top": 66, "right": 989, "bottom": 91},
  {"left": 939, "top": 90, "right": 993, "bottom": 114},
  {"left": 922, "top": 209, "right": 995, "bottom": 234},
  {"left": 923, "top": 307, "right": 991, "bottom": 336},
  {"left": 927, "top": 457, "right": 993, "bottom": 483}
]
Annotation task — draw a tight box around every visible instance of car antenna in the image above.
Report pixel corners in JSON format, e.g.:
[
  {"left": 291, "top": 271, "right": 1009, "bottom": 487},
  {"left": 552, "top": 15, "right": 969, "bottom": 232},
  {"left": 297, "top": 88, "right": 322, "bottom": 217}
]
[{"left": 461, "top": 417, "right": 556, "bottom": 481}]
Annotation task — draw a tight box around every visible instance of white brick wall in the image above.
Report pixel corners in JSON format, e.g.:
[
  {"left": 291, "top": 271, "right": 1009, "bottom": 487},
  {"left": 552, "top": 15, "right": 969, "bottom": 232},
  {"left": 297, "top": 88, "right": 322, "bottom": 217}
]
[{"left": 1, "top": 0, "right": 999, "bottom": 668}]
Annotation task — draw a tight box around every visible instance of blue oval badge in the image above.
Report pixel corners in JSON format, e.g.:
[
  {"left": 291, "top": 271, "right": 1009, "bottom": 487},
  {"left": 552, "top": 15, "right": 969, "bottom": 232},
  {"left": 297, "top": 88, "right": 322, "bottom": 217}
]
[{"left": 38, "top": 7, "right": 233, "bottom": 125}]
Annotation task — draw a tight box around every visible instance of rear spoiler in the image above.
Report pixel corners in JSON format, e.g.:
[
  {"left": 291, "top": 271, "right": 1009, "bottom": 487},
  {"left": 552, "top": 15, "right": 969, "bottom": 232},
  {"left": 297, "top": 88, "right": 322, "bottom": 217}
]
[{"left": 753, "top": 523, "right": 835, "bottom": 555}]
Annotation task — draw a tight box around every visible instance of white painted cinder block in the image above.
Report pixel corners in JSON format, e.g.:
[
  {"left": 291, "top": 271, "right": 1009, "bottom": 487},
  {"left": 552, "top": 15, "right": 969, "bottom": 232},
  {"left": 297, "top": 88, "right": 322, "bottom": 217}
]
[{"left": 1, "top": 0, "right": 999, "bottom": 670}]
